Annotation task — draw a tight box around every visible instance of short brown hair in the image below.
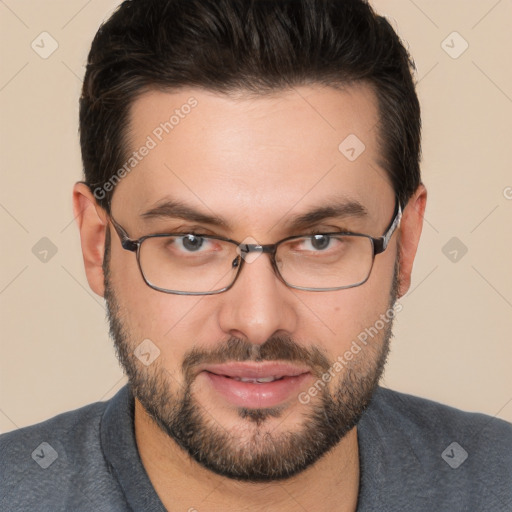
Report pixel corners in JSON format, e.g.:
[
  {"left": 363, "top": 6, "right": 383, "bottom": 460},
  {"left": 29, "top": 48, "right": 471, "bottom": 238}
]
[{"left": 80, "top": 0, "right": 421, "bottom": 211}]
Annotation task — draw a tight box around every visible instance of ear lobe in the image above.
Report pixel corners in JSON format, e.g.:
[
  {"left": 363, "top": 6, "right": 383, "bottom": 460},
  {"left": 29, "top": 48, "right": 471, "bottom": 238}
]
[
  {"left": 72, "top": 182, "right": 108, "bottom": 297},
  {"left": 397, "top": 184, "right": 427, "bottom": 297}
]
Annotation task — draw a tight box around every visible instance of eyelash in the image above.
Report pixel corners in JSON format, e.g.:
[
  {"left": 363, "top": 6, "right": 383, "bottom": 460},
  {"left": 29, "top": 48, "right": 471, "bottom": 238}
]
[
  {"left": 162, "top": 228, "right": 356, "bottom": 239},
  {"left": 150, "top": 226, "right": 212, "bottom": 237}
]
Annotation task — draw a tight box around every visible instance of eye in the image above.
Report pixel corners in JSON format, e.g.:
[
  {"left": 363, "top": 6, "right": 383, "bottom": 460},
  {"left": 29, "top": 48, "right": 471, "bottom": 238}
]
[
  {"left": 311, "top": 235, "right": 331, "bottom": 250},
  {"left": 176, "top": 234, "right": 208, "bottom": 252},
  {"left": 302, "top": 234, "right": 336, "bottom": 251}
]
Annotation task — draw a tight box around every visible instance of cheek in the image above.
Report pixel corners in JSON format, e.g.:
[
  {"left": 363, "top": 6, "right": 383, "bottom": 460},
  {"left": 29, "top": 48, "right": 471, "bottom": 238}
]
[
  {"left": 109, "top": 249, "right": 219, "bottom": 365},
  {"left": 297, "top": 255, "right": 396, "bottom": 356}
]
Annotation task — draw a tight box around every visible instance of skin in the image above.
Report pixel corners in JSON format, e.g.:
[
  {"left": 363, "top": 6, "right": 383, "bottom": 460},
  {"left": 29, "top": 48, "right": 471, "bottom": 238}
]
[{"left": 73, "top": 84, "right": 426, "bottom": 511}]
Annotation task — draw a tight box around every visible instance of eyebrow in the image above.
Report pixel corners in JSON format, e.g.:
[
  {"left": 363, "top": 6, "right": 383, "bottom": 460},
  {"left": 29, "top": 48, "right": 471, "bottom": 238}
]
[
  {"left": 140, "top": 196, "right": 368, "bottom": 232},
  {"left": 283, "top": 198, "right": 368, "bottom": 231},
  {"left": 141, "top": 200, "right": 231, "bottom": 229}
]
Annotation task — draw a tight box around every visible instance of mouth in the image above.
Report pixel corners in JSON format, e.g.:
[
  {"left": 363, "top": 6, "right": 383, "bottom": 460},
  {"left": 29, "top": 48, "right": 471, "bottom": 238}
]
[
  {"left": 227, "top": 375, "right": 285, "bottom": 383},
  {"left": 197, "top": 362, "right": 312, "bottom": 409}
]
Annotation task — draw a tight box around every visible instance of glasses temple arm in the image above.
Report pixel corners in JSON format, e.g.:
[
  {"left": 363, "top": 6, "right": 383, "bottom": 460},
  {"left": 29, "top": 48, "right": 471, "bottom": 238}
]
[
  {"left": 372, "top": 202, "right": 402, "bottom": 254},
  {"left": 109, "top": 216, "right": 139, "bottom": 252}
]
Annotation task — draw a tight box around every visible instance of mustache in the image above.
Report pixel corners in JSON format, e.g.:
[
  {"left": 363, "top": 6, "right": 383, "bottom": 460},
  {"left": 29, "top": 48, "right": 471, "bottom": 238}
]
[{"left": 182, "top": 335, "right": 332, "bottom": 383}]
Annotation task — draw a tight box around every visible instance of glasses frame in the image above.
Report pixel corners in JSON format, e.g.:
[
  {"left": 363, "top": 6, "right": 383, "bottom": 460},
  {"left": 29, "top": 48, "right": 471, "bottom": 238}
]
[{"left": 109, "top": 199, "right": 402, "bottom": 295}]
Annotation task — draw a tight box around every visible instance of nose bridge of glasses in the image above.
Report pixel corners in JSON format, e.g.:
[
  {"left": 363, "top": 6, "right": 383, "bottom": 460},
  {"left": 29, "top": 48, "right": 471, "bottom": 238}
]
[
  {"left": 233, "top": 241, "right": 287, "bottom": 292},
  {"left": 238, "top": 243, "right": 275, "bottom": 255}
]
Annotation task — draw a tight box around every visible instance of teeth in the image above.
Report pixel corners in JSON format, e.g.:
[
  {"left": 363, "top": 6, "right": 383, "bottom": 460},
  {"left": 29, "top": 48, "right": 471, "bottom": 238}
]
[
  {"left": 255, "top": 376, "right": 278, "bottom": 383},
  {"left": 234, "top": 376, "right": 279, "bottom": 383}
]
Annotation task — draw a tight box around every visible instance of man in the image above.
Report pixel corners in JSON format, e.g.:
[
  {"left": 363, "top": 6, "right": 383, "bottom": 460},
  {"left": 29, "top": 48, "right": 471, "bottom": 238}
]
[{"left": 1, "top": 0, "right": 511, "bottom": 510}]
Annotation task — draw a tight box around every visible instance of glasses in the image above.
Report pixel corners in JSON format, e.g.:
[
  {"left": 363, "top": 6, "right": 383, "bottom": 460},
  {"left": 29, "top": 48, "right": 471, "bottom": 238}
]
[{"left": 109, "top": 200, "right": 401, "bottom": 295}]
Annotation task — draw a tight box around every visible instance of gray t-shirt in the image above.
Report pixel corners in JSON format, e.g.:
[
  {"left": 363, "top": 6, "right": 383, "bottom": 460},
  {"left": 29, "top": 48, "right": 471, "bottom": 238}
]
[{"left": 1, "top": 385, "right": 511, "bottom": 511}]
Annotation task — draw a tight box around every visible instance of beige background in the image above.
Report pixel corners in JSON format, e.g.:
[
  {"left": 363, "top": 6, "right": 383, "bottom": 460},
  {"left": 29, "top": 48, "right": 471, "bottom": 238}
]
[{"left": 0, "top": 0, "right": 511, "bottom": 434}]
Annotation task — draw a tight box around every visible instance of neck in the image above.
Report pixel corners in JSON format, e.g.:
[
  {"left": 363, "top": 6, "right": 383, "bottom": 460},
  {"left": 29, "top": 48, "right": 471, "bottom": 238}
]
[{"left": 134, "top": 399, "right": 360, "bottom": 512}]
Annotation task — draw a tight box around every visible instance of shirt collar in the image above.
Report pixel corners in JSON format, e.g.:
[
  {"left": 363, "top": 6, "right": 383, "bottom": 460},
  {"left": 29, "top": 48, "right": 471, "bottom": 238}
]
[{"left": 100, "top": 385, "right": 166, "bottom": 511}]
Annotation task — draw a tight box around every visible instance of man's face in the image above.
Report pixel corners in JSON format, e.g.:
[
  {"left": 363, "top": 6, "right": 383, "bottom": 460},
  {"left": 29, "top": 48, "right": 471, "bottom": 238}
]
[{"left": 105, "top": 84, "right": 399, "bottom": 481}]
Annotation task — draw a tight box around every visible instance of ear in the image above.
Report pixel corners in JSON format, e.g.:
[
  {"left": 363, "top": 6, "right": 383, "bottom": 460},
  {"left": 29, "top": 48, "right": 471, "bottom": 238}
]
[
  {"left": 73, "top": 182, "right": 109, "bottom": 297},
  {"left": 397, "top": 184, "right": 427, "bottom": 297}
]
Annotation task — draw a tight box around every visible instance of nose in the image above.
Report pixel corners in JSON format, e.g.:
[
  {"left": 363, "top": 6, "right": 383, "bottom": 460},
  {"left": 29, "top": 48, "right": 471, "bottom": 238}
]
[{"left": 217, "top": 252, "right": 298, "bottom": 345}]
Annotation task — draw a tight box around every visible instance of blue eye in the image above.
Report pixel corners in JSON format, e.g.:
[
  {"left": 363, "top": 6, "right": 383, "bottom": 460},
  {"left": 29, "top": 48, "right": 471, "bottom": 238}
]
[
  {"left": 309, "top": 235, "right": 331, "bottom": 251},
  {"left": 179, "top": 235, "right": 205, "bottom": 252},
  {"left": 300, "top": 234, "right": 336, "bottom": 251}
]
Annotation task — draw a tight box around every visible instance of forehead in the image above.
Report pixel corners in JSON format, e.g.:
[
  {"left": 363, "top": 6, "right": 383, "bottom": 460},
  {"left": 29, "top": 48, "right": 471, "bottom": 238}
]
[{"left": 113, "top": 84, "right": 393, "bottom": 232}]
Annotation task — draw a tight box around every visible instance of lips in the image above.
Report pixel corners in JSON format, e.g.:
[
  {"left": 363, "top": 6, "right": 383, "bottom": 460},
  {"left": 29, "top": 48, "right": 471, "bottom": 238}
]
[
  {"left": 200, "top": 362, "right": 309, "bottom": 380},
  {"left": 232, "top": 376, "right": 281, "bottom": 383},
  {"left": 198, "top": 362, "right": 312, "bottom": 409}
]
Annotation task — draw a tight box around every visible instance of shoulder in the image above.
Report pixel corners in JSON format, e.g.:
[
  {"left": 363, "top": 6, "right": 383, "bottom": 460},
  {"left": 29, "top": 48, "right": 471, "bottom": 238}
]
[
  {"left": 357, "top": 387, "right": 512, "bottom": 511},
  {"left": 370, "top": 386, "right": 512, "bottom": 446},
  {"left": 0, "top": 398, "right": 107, "bottom": 473},
  {"left": 0, "top": 396, "right": 128, "bottom": 511}
]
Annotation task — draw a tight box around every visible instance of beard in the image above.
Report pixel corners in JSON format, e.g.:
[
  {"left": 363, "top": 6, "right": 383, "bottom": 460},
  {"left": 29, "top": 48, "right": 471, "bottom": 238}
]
[{"left": 103, "top": 235, "right": 399, "bottom": 482}]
